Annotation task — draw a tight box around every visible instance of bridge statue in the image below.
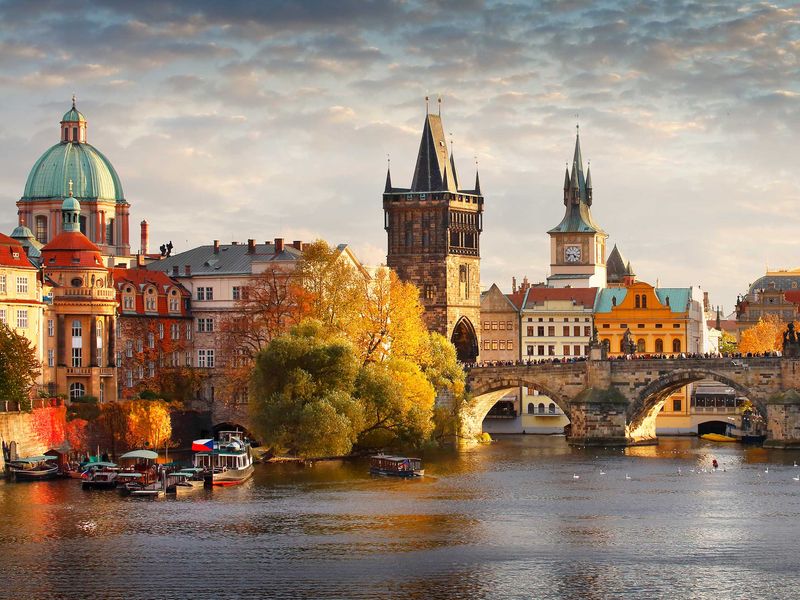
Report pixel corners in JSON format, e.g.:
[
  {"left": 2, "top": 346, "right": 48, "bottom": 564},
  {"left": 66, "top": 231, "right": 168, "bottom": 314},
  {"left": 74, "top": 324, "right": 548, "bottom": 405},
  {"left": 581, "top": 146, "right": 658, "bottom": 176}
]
[
  {"left": 621, "top": 328, "right": 636, "bottom": 355},
  {"left": 783, "top": 323, "right": 800, "bottom": 358}
]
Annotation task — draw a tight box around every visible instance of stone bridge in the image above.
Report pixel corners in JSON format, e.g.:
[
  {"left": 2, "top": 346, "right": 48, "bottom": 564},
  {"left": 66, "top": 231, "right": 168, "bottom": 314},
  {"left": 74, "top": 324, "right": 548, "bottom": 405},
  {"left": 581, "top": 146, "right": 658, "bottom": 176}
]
[{"left": 463, "top": 357, "right": 800, "bottom": 447}]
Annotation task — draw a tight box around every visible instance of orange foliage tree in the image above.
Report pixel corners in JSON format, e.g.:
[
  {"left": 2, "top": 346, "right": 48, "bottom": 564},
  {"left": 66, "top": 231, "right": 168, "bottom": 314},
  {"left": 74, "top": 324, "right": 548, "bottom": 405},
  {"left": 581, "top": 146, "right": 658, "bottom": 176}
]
[
  {"left": 738, "top": 314, "right": 787, "bottom": 354},
  {"left": 123, "top": 400, "right": 172, "bottom": 450}
]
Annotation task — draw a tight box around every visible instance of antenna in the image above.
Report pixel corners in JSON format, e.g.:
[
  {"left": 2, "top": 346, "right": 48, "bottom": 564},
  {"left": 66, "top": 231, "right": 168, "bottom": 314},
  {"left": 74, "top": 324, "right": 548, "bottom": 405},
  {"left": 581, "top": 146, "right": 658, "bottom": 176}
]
[
  {"left": 438, "top": 96, "right": 442, "bottom": 116},
  {"left": 425, "top": 96, "right": 429, "bottom": 114}
]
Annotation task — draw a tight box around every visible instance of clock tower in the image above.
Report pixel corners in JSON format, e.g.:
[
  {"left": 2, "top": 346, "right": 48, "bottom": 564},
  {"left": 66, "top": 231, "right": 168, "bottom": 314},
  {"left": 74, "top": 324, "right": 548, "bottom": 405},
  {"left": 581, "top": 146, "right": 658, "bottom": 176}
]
[{"left": 546, "top": 128, "right": 607, "bottom": 288}]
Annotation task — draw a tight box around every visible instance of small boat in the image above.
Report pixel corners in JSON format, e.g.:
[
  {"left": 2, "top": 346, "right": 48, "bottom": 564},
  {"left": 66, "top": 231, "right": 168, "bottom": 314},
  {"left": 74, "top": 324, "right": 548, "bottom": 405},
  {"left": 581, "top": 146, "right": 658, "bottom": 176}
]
[
  {"left": 700, "top": 433, "right": 737, "bottom": 443},
  {"left": 81, "top": 462, "right": 120, "bottom": 490},
  {"left": 165, "top": 469, "right": 206, "bottom": 495},
  {"left": 369, "top": 454, "right": 424, "bottom": 477},
  {"left": 7, "top": 455, "right": 59, "bottom": 481},
  {"left": 192, "top": 432, "right": 254, "bottom": 486},
  {"left": 116, "top": 449, "right": 163, "bottom": 497}
]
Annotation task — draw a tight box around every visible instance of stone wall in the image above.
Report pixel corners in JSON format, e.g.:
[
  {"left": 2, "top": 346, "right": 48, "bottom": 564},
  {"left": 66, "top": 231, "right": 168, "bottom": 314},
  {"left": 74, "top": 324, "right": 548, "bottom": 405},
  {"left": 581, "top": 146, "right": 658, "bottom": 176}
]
[{"left": 0, "top": 405, "right": 68, "bottom": 469}]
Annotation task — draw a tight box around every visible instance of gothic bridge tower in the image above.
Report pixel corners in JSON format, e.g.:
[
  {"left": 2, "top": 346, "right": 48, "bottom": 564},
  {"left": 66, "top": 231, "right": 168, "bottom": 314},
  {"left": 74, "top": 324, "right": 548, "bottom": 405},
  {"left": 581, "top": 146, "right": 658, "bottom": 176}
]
[{"left": 383, "top": 105, "right": 483, "bottom": 362}]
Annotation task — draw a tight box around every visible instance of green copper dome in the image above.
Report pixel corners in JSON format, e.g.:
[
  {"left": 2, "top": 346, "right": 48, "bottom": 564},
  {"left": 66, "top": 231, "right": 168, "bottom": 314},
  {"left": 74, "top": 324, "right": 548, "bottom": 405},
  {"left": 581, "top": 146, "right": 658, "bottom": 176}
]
[
  {"left": 21, "top": 141, "right": 125, "bottom": 203},
  {"left": 62, "top": 107, "right": 86, "bottom": 122}
]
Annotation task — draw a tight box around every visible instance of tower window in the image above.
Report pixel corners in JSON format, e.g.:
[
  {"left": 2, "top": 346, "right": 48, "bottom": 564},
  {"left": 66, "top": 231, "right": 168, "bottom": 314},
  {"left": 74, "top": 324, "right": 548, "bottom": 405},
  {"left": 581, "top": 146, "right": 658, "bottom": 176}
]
[
  {"left": 35, "top": 215, "right": 48, "bottom": 244},
  {"left": 459, "top": 265, "right": 469, "bottom": 299}
]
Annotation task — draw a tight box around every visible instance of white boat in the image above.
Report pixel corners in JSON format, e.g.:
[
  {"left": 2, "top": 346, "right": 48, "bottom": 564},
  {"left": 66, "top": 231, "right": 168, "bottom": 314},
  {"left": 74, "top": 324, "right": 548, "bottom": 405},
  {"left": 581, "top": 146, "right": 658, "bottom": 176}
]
[
  {"left": 81, "top": 462, "right": 120, "bottom": 489},
  {"left": 192, "top": 432, "right": 254, "bottom": 486},
  {"left": 7, "top": 455, "right": 59, "bottom": 481},
  {"left": 116, "top": 449, "right": 162, "bottom": 497},
  {"left": 166, "top": 469, "right": 205, "bottom": 495}
]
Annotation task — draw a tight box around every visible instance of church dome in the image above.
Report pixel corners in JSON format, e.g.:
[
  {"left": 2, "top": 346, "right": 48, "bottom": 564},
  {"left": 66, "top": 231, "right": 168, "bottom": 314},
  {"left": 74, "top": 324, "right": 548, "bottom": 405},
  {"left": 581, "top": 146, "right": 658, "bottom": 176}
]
[{"left": 21, "top": 100, "right": 125, "bottom": 203}]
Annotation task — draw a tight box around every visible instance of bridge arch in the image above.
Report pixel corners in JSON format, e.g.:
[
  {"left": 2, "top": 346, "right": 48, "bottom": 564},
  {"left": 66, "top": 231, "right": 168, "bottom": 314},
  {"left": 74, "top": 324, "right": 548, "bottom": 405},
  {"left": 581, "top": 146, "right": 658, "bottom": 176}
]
[
  {"left": 466, "top": 377, "right": 572, "bottom": 432},
  {"left": 627, "top": 368, "right": 764, "bottom": 442}
]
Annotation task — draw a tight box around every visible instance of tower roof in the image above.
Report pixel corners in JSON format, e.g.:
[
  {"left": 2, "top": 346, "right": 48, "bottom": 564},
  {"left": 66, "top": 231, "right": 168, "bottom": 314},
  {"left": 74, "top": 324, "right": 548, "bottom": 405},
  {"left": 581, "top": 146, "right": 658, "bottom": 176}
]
[
  {"left": 606, "top": 244, "right": 635, "bottom": 283},
  {"left": 410, "top": 114, "right": 457, "bottom": 193},
  {"left": 548, "top": 129, "right": 604, "bottom": 234}
]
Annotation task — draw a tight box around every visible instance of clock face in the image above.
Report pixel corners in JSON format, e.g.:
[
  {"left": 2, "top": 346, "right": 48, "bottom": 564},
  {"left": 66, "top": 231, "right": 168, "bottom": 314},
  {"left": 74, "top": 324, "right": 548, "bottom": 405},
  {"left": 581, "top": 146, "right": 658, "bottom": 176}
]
[{"left": 565, "top": 245, "right": 582, "bottom": 263}]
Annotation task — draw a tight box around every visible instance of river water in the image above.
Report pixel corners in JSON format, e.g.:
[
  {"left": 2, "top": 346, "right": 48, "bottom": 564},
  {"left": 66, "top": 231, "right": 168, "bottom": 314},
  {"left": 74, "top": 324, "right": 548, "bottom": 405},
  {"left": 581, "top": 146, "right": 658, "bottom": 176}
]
[{"left": 1, "top": 436, "right": 800, "bottom": 600}]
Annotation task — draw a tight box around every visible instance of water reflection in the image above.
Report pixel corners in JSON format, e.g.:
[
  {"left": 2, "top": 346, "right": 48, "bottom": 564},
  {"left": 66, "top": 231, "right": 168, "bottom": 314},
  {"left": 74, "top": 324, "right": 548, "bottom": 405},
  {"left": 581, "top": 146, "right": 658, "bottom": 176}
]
[{"left": 1, "top": 436, "right": 800, "bottom": 599}]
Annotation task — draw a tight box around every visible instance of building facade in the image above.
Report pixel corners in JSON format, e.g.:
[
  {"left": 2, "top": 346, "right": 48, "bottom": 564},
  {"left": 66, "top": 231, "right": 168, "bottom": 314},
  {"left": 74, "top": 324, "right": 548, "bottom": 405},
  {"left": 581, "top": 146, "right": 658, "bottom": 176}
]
[
  {"left": 17, "top": 99, "right": 130, "bottom": 256},
  {"left": 547, "top": 130, "right": 608, "bottom": 288},
  {"left": 384, "top": 108, "right": 483, "bottom": 362},
  {"left": 40, "top": 194, "right": 118, "bottom": 402},
  {"left": 520, "top": 287, "right": 597, "bottom": 360},
  {"left": 479, "top": 284, "right": 522, "bottom": 363},
  {"left": 113, "top": 267, "right": 192, "bottom": 400},
  {"left": 735, "top": 268, "right": 800, "bottom": 337}
]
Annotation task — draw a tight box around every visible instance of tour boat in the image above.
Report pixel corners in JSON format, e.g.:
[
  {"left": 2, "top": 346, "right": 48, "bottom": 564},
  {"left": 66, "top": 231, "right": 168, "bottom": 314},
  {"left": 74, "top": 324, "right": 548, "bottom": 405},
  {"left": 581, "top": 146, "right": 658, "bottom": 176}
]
[
  {"left": 80, "top": 462, "right": 120, "bottom": 490},
  {"left": 369, "top": 454, "right": 424, "bottom": 478},
  {"left": 165, "top": 468, "right": 206, "bottom": 495},
  {"left": 7, "top": 455, "right": 59, "bottom": 481},
  {"left": 192, "top": 432, "right": 254, "bottom": 486},
  {"left": 700, "top": 433, "right": 737, "bottom": 443},
  {"left": 116, "top": 449, "right": 163, "bottom": 497}
]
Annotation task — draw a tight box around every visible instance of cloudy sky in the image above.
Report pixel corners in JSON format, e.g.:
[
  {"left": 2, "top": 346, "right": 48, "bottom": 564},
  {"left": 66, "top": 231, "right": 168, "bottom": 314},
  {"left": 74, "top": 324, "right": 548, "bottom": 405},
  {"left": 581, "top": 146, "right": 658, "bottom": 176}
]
[{"left": 0, "top": 0, "right": 798, "bottom": 313}]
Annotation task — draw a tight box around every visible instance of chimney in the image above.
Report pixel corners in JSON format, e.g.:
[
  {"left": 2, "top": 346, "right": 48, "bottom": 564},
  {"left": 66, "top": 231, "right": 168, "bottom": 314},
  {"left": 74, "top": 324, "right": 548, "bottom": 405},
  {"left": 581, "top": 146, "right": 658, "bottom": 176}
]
[
  {"left": 213, "top": 240, "right": 220, "bottom": 254},
  {"left": 247, "top": 238, "right": 255, "bottom": 254},
  {"left": 274, "top": 238, "right": 284, "bottom": 253},
  {"left": 140, "top": 220, "right": 149, "bottom": 255},
  {"left": 512, "top": 277, "right": 517, "bottom": 293},
  {"left": 293, "top": 240, "right": 303, "bottom": 251},
  {"left": 172, "top": 266, "right": 179, "bottom": 277},
  {"left": 184, "top": 264, "right": 191, "bottom": 276}
]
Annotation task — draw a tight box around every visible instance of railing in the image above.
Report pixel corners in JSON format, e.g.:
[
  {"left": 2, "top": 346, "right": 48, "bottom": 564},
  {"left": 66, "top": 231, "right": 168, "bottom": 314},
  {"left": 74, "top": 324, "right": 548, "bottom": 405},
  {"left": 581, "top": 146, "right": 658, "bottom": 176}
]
[
  {"left": 0, "top": 398, "right": 63, "bottom": 413},
  {"left": 66, "top": 367, "right": 92, "bottom": 376},
  {"left": 58, "top": 287, "right": 116, "bottom": 300}
]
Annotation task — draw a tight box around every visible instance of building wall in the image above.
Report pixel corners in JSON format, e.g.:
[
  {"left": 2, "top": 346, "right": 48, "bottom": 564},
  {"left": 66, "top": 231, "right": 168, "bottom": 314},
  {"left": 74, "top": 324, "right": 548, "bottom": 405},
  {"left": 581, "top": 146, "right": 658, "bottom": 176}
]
[
  {"left": 521, "top": 300, "right": 594, "bottom": 360},
  {"left": 0, "top": 265, "right": 44, "bottom": 370},
  {"left": 480, "top": 286, "right": 519, "bottom": 362}
]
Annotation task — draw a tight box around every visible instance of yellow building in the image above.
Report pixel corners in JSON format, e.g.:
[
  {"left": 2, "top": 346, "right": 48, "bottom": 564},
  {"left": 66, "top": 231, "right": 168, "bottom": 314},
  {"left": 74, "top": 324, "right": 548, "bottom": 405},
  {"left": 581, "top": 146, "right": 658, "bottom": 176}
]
[
  {"left": 594, "top": 281, "right": 692, "bottom": 428},
  {"left": 0, "top": 232, "right": 44, "bottom": 377}
]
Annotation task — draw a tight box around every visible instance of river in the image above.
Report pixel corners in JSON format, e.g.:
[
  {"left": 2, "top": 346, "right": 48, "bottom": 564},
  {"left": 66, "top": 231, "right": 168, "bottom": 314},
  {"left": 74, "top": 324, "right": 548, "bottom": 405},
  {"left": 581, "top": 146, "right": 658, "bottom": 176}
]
[{"left": 1, "top": 436, "right": 799, "bottom": 599}]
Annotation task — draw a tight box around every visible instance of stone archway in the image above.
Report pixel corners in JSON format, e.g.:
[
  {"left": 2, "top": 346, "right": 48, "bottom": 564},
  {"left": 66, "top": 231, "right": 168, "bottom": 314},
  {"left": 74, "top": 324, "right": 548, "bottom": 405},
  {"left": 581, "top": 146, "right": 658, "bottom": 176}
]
[
  {"left": 451, "top": 316, "right": 478, "bottom": 363},
  {"left": 627, "top": 369, "right": 762, "bottom": 443}
]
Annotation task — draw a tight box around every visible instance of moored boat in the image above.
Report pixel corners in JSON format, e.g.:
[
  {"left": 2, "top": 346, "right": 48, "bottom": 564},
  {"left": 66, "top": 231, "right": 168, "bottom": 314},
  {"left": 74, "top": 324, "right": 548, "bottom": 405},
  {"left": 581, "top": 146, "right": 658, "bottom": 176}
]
[
  {"left": 116, "top": 449, "right": 162, "bottom": 497},
  {"left": 700, "top": 433, "right": 737, "bottom": 443},
  {"left": 80, "top": 462, "right": 120, "bottom": 490},
  {"left": 369, "top": 455, "right": 424, "bottom": 477},
  {"left": 7, "top": 456, "right": 59, "bottom": 481},
  {"left": 192, "top": 432, "right": 254, "bottom": 486}
]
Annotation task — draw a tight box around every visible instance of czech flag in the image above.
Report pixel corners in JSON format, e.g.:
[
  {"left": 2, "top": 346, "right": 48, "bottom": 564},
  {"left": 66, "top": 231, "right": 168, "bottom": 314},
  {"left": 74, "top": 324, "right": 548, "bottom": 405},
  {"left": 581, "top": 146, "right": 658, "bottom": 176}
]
[{"left": 192, "top": 439, "right": 214, "bottom": 452}]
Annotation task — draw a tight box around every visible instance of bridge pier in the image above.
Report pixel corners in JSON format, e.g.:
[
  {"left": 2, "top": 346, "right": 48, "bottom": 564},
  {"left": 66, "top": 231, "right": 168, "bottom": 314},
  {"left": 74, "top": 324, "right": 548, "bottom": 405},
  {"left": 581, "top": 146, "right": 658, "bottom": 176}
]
[
  {"left": 764, "top": 390, "right": 800, "bottom": 449},
  {"left": 567, "top": 387, "right": 634, "bottom": 447}
]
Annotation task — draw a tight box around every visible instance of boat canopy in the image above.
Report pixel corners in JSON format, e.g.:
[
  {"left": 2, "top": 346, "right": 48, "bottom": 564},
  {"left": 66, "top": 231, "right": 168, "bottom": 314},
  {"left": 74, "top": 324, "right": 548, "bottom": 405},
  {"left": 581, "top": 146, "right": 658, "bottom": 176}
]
[
  {"left": 83, "top": 461, "right": 117, "bottom": 468},
  {"left": 12, "top": 455, "right": 57, "bottom": 463},
  {"left": 120, "top": 450, "right": 158, "bottom": 460},
  {"left": 116, "top": 472, "right": 146, "bottom": 478}
]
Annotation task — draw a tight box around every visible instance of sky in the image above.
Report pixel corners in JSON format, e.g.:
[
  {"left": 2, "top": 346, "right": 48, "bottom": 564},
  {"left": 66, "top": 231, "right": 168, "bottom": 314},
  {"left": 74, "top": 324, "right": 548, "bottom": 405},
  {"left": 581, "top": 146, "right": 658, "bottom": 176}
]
[{"left": 0, "top": 0, "right": 798, "bottom": 314}]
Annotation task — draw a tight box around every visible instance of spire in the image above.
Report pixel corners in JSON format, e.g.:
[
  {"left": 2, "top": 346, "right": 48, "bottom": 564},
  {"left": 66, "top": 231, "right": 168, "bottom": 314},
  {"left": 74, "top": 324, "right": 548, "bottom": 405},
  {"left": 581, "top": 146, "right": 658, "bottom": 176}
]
[
  {"left": 563, "top": 164, "right": 570, "bottom": 190},
  {"left": 474, "top": 169, "right": 481, "bottom": 195},
  {"left": 448, "top": 143, "right": 460, "bottom": 191},
  {"left": 586, "top": 164, "right": 592, "bottom": 189},
  {"left": 410, "top": 111, "right": 456, "bottom": 192},
  {"left": 384, "top": 164, "right": 392, "bottom": 193}
]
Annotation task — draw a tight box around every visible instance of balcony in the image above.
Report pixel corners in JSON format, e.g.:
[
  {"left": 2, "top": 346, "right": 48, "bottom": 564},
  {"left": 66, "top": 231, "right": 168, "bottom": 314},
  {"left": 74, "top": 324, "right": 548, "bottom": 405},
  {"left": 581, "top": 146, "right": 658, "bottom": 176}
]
[
  {"left": 66, "top": 367, "right": 91, "bottom": 376},
  {"left": 57, "top": 287, "right": 116, "bottom": 300}
]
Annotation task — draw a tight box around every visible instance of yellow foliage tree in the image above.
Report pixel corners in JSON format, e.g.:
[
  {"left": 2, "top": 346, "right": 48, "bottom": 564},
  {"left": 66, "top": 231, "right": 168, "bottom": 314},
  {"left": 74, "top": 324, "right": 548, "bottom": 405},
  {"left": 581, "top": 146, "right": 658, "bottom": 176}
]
[
  {"left": 738, "top": 315, "right": 785, "bottom": 354},
  {"left": 123, "top": 400, "right": 172, "bottom": 450}
]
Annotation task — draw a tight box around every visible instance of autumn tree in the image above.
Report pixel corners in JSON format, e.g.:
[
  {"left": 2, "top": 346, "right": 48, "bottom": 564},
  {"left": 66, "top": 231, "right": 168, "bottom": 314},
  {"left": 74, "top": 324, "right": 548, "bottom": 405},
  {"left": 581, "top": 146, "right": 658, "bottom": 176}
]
[
  {"left": 718, "top": 331, "right": 737, "bottom": 354},
  {"left": 0, "top": 323, "right": 41, "bottom": 409},
  {"left": 250, "top": 320, "right": 363, "bottom": 457},
  {"left": 123, "top": 399, "right": 172, "bottom": 451},
  {"left": 738, "top": 314, "right": 785, "bottom": 354}
]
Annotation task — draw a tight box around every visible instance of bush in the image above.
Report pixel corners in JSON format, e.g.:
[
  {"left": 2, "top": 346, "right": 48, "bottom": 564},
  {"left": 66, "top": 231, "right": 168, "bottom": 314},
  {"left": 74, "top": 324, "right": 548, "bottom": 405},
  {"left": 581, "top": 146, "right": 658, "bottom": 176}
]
[
  {"left": 71, "top": 395, "right": 98, "bottom": 404},
  {"left": 138, "top": 390, "right": 160, "bottom": 400}
]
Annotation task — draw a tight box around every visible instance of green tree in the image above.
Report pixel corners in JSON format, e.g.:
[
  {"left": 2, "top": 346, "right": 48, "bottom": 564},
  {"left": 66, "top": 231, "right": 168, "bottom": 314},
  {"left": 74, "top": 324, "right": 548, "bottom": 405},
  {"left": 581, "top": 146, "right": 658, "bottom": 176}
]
[
  {"left": 249, "top": 320, "right": 364, "bottom": 457},
  {"left": 719, "top": 331, "right": 737, "bottom": 354},
  {"left": 0, "top": 323, "right": 40, "bottom": 409}
]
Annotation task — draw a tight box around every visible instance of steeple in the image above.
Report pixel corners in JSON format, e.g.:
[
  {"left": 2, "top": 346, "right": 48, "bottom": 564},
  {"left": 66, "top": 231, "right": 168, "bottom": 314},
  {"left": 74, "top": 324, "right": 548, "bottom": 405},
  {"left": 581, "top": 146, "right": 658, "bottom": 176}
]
[
  {"left": 62, "top": 180, "right": 81, "bottom": 233},
  {"left": 449, "top": 146, "right": 460, "bottom": 191},
  {"left": 548, "top": 127, "right": 603, "bottom": 234},
  {"left": 384, "top": 164, "right": 393, "bottom": 193},
  {"left": 585, "top": 163, "right": 593, "bottom": 206},
  {"left": 410, "top": 111, "right": 457, "bottom": 193},
  {"left": 61, "top": 97, "right": 87, "bottom": 143},
  {"left": 474, "top": 169, "right": 481, "bottom": 195}
]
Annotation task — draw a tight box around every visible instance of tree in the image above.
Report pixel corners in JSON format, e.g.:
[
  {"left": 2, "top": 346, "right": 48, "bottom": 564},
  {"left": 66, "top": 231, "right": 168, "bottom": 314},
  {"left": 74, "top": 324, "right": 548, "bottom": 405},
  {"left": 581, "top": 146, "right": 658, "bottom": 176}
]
[
  {"left": 124, "top": 400, "right": 172, "bottom": 450},
  {"left": 250, "top": 320, "right": 363, "bottom": 458},
  {"left": 738, "top": 315, "right": 784, "bottom": 354},
  {"left": 0, "top": 323, "right": 40, "bottom": 409},
  {"left": 719, "top": 331, "right": 737, "bottom": 354}
]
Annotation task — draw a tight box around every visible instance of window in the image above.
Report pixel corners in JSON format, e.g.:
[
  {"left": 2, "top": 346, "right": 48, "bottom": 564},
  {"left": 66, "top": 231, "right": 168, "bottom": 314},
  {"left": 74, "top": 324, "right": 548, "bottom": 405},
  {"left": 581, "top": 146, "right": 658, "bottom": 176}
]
[
  {"left": 527, "top": 326, "right": 534, "bottom": 336},
  {"left": 527, "top": 345, "right": 534, "bottom": 356},
  {"left": 537, "top": 345, "right": 545, "bottom": 356},
  {"left": 147, "top": 332, "right": 155, "bottom": 348},
  {"left": 584, "top": 326, "right": 590, "bottom": 336},
  {"left": 635, "top": 295, "right": 641, "bottom": 308},
  {"left": 136, "top": 339, "right": 143, "bottom": 353},
  {"left": 548, "top": 345, "right": 555, "bottom": 356},
  {"left": 147, "top": 361, "right": 155, "bottom": 379},
  {"left": 483, "top": 340, "right": 491, "bottom": 350},
  {"left": 123, "top": 295, "right": 134, "bottom": 310},
  {"left": 673, "top": 324, "right": 681, "bottom": 329},
  {"left": 71, "top": 319, "right": 82, "bottom": 338},
  {"left": 185, "top": 352, "right": 192, "bottom": 367},
  {"left": 116, "top": 352, "right": 122, "bottom": 367},
  {"left": 612, "top": 297, "right": 617, "bottom": 307},
  {"left": 538, "top": 403, "right": 545, "bottom": 414},
  {"left": 637, "top": 339, "right": 645, "bottom": 353},
  {"left": 507, "top": 341, "right": 513, "bottom": 351},
  {"left": 548, "top": 326, "right": 555, "bottom": 336},
  {"left": 549, "top": 403, "right": 556, "bottom": 414},
  {"left": 47, "top": 349, "right": 54, "bottom": 367},
  {"left": 537, "top": 326, "right": 545, "bottom": 336},
  {"left": 185, "top": 323, "right": 192, "bottom": 340},
  {"left": 499, "top": 322, "right": 505, "bottom": 331},
  {"left": 563, "top": 326, "right": 569, "bottom": 337},
  {"left": 171, "top": 323, "right": 179, "bottom": 340},
  {"left": 499, "top": 341, "right": 506, "bottom": 350},
  {"left": 527, "top": 403, "right": 535, "bottom": 414},
  {"left": 106, "top": 218, "right": 114, "bottom": 244},
  {"left": 637, "top": 324, "right": 645, "bottom": 329},
  {"left": 126, "top": 340, "right": 133, "bottom": 358},
  {"left": 16, "top": 309, "right": 27, "bottom": 329},
  {"left": 484, "top": 322, "right": 490, "bottom": 331},
  {"left": 158, "top": 323, "right": 164, "bottom": 339},
  {"left": 137, "top": 365, "right": 144, "bottom": 380},
  {"left": 198, "top": 318, "right": 214, "bottom": 332},
  {"left": 655, "top": 339, "right": 664, "bottom": 353},
  {"left": 620, "top": 324, "right": 628, "bottom": 329},
  {"left": 198, "top": 349, "right": 215, "bottom": 368},
  {"left": 16, "top": 277, "right": 28, "bottom": 294},
  {"left": 126, "top": 370, "right": 133, "bottom": 388},
  {"left": 673, "top": 398, "right": 682, "bottom": 412},
  {"left": 491, "top": 341, "right": 498, "bottom": 350},
  {"left": 35, "top": 215, "right": 48, "bottom": 244},
  {"left": 602, "top": 324, "right": 610, "bottom": 329},
  {"left": 196, "top": 287, "right": 214, "bottom": 301},
  {"left": 459, "top": 265, "right": 469, "bottom": 299},
  {"left": 574, "top": 326, "right": 580, "bottom": 337},
  {"left": 506, "top": 321, "right": 513, "bottom": 330},
  {"left": 233, "top": 286, "right": 241, "bottom": 300},
  {"left": 491, "top": 321, "right": 498, "bottom": 330},
  {"left": 169, "top": 296, "right": 179, "bottom": 312},
  {"left": 69, "top": 382, "right": 85, "bottom": 400},
  {"left": 564, "top": 345, "right": 570, "bottom": 356},
  {"left": 574, "top": 345, "right": 581, "bottom": 356},
  {"left": 48, "top": 319, "right": 54, "bottom": 337},
  {"left": 71, "top": 347, "right": 82, "bottom": 367},
  {"left": 642, "top": 295, "right": 647, "bottom": 308},
  {"left": 0, "top": 275, "right": 5, "bottom": 294},
  {"left": 673, "top": 339, "right": 681, "bottom": 353},
  {"left": 655, "top": 323, "right": 663, "bottom": 329}
]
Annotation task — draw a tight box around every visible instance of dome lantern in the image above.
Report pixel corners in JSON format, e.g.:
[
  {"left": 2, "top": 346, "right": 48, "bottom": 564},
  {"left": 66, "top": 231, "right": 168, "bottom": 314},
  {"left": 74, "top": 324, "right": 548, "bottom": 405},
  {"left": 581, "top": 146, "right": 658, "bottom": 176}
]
[
  {"left": 61, "top": 95, "right": 87, "bottom": 143},
  {"left": 62, "top": 180, "right": 81, "bottom": 233}
]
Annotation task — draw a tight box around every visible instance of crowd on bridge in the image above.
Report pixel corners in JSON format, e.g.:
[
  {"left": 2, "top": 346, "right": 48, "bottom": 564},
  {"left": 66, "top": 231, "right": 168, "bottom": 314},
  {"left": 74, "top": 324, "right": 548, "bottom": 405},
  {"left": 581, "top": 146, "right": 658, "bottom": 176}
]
[{"left": 464, "top": 351, "right": 782, "bottom": 369}]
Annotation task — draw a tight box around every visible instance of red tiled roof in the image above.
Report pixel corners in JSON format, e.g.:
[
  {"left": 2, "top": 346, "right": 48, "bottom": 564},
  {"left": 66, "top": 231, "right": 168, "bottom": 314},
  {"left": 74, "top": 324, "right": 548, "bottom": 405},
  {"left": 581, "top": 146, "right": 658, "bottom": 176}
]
[
  {"left": 707, "top": 319, "right": 738, "bottom": 332},
  {"left": 112, "top": 267, "right": 190, "bottom": 296},
  {"left": 41, "top": 231, "right": 105, "bottom": 268},
  {"left": 0, "top": 233, "right": 36, "bottom": 269},
  {"left": 506, "top": 291, "right": 526, "bottom": 309},
  {"left": 523, "top": 287, "right": 598, "bottom": 309}
]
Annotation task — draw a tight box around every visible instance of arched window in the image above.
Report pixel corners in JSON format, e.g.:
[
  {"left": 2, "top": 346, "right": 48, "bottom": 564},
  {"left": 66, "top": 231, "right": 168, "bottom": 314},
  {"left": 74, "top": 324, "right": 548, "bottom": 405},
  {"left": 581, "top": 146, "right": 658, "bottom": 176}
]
[
  {"left": 637, "top": 338, "right": 646, "bottom": 353},
  {"left": 548, "top": 403, "right": 556, "bottom": 414},
  {"left": 635, "top": 295, "right": 640, "bottom": 308},
  {"left": 655, "top": 338, "right": 664, "bottom": 353},
  {"left": 35, "top": 215, "right": 48, "bottom": 244},
  {"left": 527, "top": 402, "right": 535, "bottom": 414},
  {"left": 672, "top": 339, "right": 681, "bottom": 353},
  {"left": 641, "top": 295, "right": 647, "bottom": 308},
  {"left": 69, "top": 382, "right": 85, "bottom": 400},
  {"left": 538, "top": 402, "right": 545, "bottom": 414}
]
